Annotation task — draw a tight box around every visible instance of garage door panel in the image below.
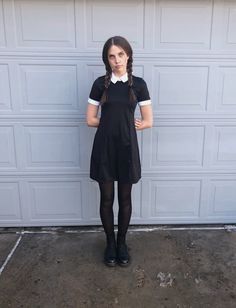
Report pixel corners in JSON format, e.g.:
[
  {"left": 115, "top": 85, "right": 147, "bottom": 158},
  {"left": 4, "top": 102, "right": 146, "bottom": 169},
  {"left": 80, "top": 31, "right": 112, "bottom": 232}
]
[
  {"left": 130, "top": 182, "right": 142, "bottom": 219},
  {"left": 86, "top": 0, "right": 145, "bottom": 49},
  {"left": 87, "top": 181, "right": 100, "bottom": 221},
  {"left": 151, "top": 126, "right": 205, "bottom": 167},
  {"left": 23, "top": 125, "right": 80, "bottom": 169},
  {"left": 19, "top": 64, "right": 78, "bottom": 111},
  {"left": 212, "top": 0, "right": 236, "bottom": 50},
  {"left": 87, "top": 64, "right": 104, "bottom": 82},
  {"left": 0, "top": 0, "right": 5, "bottom": 47},
  {"left": 150, "top": 180, "right": 201, "bottom": 218},
  {"left": 0, "top": 126, "right": 17, "bottom": 169},
  {"left": 0, "top": 182, "right": 22, "bottom": 221},
  {"left": 79, "top": 126, "right": 96, "bottom": 171},
  {"left": 212, "top": 126, "right": 236, "bottom": 166},
  {"left": 14, "top": 0, "right": 76, "bottom": 48},
  {"left": 215, "top": 66, "right": 236, "bottom": 112},
  {"left": 0, "top": 65, "right": 12, "bottom": 110},
  {"left": 154, "top": 65, "right": 209, "bottom": 113},
  {"left": 154, "top": 0, "right": 213, "bottom": 49},
  {"left": 209, "top": 180, "right": 236, "bottom": 217},
  {"left": 27, "top": 180, "right": 82, "bottom": 220},
  {"left": 228, "top": 7, "right": 236, "bottom": 44}
]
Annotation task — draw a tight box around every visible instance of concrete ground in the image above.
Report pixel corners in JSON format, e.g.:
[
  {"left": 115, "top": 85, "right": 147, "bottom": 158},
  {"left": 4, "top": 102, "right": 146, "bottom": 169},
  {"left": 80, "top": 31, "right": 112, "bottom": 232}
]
[{"left": 0, "top": 225, "right": 236, "bottom": 308}]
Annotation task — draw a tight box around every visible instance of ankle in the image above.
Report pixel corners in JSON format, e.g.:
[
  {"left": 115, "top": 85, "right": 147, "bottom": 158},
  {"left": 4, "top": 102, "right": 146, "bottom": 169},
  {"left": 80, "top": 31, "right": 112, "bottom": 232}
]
[
  {"left": 117, "top": 234, "right": 126, "bottom": 246},
  {"left": 106, "top": 233, "right": 116, "bottom": 246}
]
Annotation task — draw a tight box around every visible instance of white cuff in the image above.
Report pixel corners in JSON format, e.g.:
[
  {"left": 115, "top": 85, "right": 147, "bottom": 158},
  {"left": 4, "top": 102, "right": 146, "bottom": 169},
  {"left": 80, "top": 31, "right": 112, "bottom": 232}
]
[
  {"left": 88, "top": 98, "right": 100, "bottom": 106},
  {"left": 138, "top": 99, "right": 152, "bottom": 106}
]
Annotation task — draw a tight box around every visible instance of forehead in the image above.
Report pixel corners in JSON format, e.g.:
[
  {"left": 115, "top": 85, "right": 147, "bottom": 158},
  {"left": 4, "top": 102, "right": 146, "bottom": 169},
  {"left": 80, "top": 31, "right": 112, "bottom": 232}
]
[{"left": 108, "top": 45, "right": 126, "bottom": 55}]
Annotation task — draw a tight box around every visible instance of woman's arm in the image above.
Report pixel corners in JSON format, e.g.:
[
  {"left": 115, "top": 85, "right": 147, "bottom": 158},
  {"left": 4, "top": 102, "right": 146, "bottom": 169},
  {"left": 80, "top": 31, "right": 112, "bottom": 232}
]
[
  {"left": 86, "top": 103, "right": 100, "bottom": 127},
  {"left": 135, "top": 105, "right": 153, "bottom": 130}
]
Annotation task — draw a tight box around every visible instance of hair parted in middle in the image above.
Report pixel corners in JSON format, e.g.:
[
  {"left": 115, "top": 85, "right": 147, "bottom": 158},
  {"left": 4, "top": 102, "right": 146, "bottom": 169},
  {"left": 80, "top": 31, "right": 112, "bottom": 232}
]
[{"left": 100, "top": 36, "right": 137, "bottom": 105}]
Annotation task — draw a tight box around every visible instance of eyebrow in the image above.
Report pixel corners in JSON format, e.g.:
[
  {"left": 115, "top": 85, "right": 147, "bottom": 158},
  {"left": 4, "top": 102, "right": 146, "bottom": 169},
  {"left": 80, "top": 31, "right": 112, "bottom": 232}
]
[{"left": 108, "top": 51, "right": 125, "bottom": 57}]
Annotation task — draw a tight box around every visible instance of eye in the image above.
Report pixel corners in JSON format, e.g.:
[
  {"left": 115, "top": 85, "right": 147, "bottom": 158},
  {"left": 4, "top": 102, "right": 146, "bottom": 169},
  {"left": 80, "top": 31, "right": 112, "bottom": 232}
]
[{"left": 119, "top": 52, "right": 124, "bottom": 57}]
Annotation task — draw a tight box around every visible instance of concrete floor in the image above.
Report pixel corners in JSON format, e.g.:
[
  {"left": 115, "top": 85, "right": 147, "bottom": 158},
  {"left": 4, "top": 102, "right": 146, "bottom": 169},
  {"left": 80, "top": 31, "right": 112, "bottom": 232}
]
[{"left": 0, "top": 226, "right": 236, "bottom": 308}]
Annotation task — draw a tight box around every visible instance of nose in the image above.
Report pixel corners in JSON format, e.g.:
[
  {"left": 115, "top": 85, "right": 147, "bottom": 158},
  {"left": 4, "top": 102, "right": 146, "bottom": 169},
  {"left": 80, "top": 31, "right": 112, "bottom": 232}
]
[{"left": 115, "top": 56, "right": 120, "bottom": 64}]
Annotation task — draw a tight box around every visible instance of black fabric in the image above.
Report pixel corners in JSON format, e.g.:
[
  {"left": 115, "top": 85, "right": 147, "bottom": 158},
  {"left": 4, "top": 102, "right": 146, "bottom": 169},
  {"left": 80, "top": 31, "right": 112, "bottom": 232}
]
[
  {"left": 89, "top": 75, "right": 150, "bottom": 104},
  {"left": 89, "top": 75, "right": 150, "bottom": 184},
  {"left": 132, "top": 78, "right": 150, "bottom": 103},
  {"left": 98, "top": 181, "right": 115, "bottom": 245},
  {"left": 89, "top": 76, "right": 105, "bottom": 103},
  {"left": 99, "top": 181, "right": 132, "bottom": 245},
  {"left": 117, "top": 182, "right": 132, "bottom": 245}
]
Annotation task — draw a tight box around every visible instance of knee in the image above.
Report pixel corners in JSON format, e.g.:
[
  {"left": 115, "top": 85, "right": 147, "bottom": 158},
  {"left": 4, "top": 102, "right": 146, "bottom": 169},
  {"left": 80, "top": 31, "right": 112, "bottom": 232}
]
[
  {"left": 118, "top": 195, "right": 132, "bottom": 208},
  {"left": 101, "top": 193, "right": 114, "bottom": 208}
]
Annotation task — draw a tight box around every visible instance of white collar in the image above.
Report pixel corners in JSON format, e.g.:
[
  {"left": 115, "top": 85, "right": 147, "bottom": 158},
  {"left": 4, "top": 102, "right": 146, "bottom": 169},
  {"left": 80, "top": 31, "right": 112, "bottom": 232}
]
[{"left": 111, "top": 72, "right": 128, "bottom": 84}]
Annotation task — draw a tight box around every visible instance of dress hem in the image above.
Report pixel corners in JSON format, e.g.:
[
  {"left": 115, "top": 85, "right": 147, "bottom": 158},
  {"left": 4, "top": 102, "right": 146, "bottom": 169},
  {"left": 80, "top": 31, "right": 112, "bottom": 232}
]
[{"left": 89, "top": 176, "right": 141, "bottom": 184}]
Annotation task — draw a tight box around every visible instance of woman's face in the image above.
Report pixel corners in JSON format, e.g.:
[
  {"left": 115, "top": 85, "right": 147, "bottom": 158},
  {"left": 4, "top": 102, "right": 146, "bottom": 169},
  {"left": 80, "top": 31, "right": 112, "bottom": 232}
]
[{"left": 107, "top": 45, "right": 129, "bottom": 76}]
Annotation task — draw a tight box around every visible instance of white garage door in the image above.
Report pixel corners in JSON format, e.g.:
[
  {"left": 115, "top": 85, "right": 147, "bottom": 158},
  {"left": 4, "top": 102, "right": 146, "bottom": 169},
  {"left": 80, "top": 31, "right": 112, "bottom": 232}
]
[{"left": 1, "top": 0, "right": 236, "bottom": 227}]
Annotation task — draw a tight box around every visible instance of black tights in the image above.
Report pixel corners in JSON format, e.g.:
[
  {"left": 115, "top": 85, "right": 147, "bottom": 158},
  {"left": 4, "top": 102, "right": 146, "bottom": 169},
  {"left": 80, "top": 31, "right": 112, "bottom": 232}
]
[{"left": 98, "top": 181, "right": 132, "bottom": 246}]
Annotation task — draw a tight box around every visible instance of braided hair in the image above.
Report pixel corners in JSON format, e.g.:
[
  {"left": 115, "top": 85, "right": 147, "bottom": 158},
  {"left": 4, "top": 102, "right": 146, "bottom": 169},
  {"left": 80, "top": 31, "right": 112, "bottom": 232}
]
[{"left": 100, "top": 36, "right": 136, "bottom": 105}]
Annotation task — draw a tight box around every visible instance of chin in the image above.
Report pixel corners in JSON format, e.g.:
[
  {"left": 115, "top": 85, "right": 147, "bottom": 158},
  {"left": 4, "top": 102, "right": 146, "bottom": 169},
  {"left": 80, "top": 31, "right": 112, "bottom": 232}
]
[{"left": 117, "top": 68, "right": 125, "bottom": 73}]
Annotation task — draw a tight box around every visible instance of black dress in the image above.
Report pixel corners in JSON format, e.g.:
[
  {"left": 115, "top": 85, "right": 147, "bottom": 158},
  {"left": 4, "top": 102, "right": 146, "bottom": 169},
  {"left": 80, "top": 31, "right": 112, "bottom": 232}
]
[{"left": 88, "top": 75, "right": 150, "bottom": 184}]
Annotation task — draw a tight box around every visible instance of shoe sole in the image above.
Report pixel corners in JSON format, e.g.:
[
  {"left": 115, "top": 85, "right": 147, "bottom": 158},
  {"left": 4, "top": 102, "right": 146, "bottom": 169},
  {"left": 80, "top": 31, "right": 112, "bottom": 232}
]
[
  {"left": 117, "top": 260, "right": 130, "bottom": 267},
  {"left": 104, "top": 260, "right": 117, "bottom": 267}
]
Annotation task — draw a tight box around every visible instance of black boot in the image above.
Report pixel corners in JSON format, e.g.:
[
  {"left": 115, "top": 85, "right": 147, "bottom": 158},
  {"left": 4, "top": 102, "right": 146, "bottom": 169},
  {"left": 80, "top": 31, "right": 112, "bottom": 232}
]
[
  {"left": 117, "top": 235, "right": 130, "bottom": 266},
  {"left": 117, "top": 243, "right": 130, "bottom": 266},
  {"left": 104, "top": 242, "right": 117, "bottom": 267},
  {"left": 104, "top": 233, "right": 117, "bottom": 267}
]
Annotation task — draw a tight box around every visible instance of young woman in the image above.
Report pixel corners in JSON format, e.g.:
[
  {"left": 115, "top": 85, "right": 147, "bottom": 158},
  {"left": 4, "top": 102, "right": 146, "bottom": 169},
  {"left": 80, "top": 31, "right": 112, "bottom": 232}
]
[{"left": 86, "top": 36, "right": 153, "bottom": 267}]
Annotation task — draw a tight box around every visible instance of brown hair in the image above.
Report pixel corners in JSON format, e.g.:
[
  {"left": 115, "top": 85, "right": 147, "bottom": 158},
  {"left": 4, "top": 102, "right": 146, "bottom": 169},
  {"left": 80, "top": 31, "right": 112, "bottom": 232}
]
[{"left": 100, "top": 36, "right": 136, "bottom": 104}]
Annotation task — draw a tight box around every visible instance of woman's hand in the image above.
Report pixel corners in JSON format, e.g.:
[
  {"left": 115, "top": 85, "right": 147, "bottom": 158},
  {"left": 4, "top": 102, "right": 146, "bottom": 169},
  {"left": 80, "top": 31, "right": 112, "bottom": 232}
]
[
  {"left": 135, "top": 118, "right": 143, "bottom": 130},
  {"left": 86, "top": 103, "right": 100, "bottom": 127},
  {"left": 135, "top": 105, "right": 153, "bottom": 130}
]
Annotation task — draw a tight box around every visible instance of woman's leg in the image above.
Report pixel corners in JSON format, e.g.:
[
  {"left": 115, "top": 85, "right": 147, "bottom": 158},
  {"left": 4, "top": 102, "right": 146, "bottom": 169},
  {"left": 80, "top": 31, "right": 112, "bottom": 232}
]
[
  {"left": 98, "top": 181, "right": 115, "bottom": 245},
  {"left": 117, "top": 182, "right": 133, "bottom": 245}
]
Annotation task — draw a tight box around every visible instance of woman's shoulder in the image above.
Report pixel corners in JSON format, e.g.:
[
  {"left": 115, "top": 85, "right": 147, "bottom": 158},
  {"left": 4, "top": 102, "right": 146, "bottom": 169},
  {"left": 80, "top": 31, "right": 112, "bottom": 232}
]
[
  {"left": 93, "top": 75, "right": 105, "bottom": 85},
  {"left": 91, "top": 76, "right": 105, "bottom": 92},
  {"left": 132, "top": 75, "right": 147, "bottom": 88}
]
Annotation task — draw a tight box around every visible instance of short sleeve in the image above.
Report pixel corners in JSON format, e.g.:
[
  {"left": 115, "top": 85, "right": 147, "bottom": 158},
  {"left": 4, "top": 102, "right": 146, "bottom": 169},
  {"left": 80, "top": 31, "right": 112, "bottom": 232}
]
[
  {"left": 137, "top": 79, "right": 152, "bottom": 107},
  {"left": 88, "top": 77, "right": 104, "bottom": 106}
]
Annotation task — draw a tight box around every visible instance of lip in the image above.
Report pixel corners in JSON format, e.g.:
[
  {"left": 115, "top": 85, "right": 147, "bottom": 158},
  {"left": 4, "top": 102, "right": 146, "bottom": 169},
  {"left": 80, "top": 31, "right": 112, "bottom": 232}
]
[{"left": 115, "top": 65, "right": 122, "bottom": 68}]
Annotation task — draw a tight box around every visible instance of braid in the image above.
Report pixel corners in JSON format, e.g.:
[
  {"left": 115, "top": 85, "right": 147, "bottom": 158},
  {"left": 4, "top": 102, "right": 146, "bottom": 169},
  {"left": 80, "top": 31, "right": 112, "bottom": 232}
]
[
  {"left": 127, "top": 60, "right": 133, "bottom": 87},
  {"left": 100, "top": 68, "right": 111, "bottom": 104},
  {"left": 127, "top": 58, "right": 137, "bottom": 103}
]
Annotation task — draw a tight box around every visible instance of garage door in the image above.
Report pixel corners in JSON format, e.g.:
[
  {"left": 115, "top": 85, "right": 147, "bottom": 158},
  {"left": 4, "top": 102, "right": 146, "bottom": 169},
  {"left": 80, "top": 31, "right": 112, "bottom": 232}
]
[{"left": 1, "top": 0, "right": 236, "bottom": 226}]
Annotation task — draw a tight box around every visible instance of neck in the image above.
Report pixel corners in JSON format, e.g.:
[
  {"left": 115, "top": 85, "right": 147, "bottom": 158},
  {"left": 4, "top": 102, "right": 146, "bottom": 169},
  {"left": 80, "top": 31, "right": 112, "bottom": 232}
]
[{"left": 113, "top": 71, "right": 127, "bottom": 78}]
